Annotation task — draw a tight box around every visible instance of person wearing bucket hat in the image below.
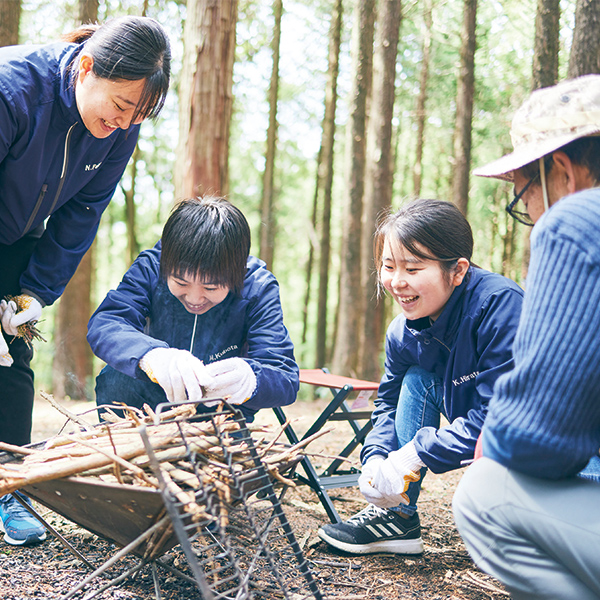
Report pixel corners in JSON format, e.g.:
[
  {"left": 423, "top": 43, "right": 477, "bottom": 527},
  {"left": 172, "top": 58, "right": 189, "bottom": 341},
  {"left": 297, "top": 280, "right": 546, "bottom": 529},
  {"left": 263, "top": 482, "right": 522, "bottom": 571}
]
[{"left": 453, "top": 74, "right": 600, "bottom": 600}]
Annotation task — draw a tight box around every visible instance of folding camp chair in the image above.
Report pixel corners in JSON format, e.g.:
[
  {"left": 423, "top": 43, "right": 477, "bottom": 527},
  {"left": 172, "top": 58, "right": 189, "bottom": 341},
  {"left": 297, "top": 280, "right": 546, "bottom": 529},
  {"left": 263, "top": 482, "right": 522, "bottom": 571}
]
[{"left": 273, "top": 368, "right": 379, "bottom": 523}]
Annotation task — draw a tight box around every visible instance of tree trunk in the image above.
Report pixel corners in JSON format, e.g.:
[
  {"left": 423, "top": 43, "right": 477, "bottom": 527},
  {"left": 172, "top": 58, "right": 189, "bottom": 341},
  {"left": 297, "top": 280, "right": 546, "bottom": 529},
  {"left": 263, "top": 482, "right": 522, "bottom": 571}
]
[
  {"left": 568, "top": 0, "right": 600, "bottom": 78},
  {"left": 52, "top": 246, "right": 95, "bottom": 400},
  {"left": 123, "top": 143, "right": 140, "bottom": 267},
  {"left": 259, "top": 0, "right": 283, "bottom": 272},
  {"left": 412, "top": 0, "right": 433, "bottom": 197},
  {"left": 361, "top": 0, "right": 402, "bottom": 382},
  {"left": 532, "top": 0, "right": 559, "bottom": 90},
  {"left": 0, "top": 0, "right": 20, "bottom": 46},
  {"left": 77, "top": 0, "right": 99, "bottom": 24},
  {"left": 451, "top": 0, "right": 477, "bottom": 216},
  {"left": 176, "top": 0, "right": 238, "bottom": 199},
  {"left": 331, "top": 0, "right": 375, "bottom": 378},
  {"left": 315, "top": 0, "right": 343, "bottom": 369},
  {"left": 51, "top": 0, "right": 99, "bottom": 401}
]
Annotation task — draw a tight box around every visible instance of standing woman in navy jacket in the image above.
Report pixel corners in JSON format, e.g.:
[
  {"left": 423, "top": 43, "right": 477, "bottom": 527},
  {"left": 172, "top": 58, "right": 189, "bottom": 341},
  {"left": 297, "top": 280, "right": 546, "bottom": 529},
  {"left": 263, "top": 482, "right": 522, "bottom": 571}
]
[
  {"left": 0, "top": 16, "right": 170, "bottom": 545},
  {"left": 319, "top": 199, "right": 524, "bottom": 555}
]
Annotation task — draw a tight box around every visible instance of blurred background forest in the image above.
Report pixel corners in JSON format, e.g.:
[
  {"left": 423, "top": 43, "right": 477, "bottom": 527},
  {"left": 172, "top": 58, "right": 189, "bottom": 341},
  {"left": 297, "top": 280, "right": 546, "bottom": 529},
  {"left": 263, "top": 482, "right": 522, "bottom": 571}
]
[{"left": 0, "top": 0, "right": 596, "bottom": 402}]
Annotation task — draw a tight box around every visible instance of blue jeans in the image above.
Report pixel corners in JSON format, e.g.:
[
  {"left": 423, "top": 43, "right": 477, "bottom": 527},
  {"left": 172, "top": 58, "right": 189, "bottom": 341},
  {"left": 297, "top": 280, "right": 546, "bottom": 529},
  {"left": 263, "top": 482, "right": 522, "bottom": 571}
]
[
  {"left": 394, "top": 366, "right": 445, "bottom": 516},
  {"left": 95, "top": 365, "right": 170, "bottom": 416},
  {"left": 94, "top": 365, "right": 256, "bottom": 422}
]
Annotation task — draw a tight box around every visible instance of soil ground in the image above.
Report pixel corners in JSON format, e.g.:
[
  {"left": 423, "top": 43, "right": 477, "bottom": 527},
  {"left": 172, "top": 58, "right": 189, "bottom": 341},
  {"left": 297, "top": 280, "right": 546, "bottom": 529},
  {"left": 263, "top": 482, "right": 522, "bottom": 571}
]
[{"left": 0, "top": 394, "right": 510, "bottom": 599}]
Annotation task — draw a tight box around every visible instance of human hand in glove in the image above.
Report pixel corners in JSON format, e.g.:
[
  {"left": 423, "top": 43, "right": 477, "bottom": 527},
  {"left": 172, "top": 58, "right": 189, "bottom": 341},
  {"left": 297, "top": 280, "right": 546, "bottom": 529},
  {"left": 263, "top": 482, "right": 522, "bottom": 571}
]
[
  {"left": 358, "top": 456, "right": 386, "bottom": 505},
  {"left": 0, "top": 295, "right": 43, "bottom": 336},
  {"left": 369, "top": 441, "right": 425, "bottom": 508},
  {"left": 139, "top": 348, "right": 213, "bottom": 404},
  {"left": 0, "top": 321, "right": 13, "bottom": 367},
  {"left": 202, "top": 357, "right": 257, "bottom": 406}
]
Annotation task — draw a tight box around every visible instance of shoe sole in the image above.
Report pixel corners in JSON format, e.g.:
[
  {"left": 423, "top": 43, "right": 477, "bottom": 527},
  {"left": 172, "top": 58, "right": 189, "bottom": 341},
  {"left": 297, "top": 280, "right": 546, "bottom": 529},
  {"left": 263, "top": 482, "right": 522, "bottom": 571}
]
[{"left": 318, "top": 528, "right": 423, "bottom": 555}]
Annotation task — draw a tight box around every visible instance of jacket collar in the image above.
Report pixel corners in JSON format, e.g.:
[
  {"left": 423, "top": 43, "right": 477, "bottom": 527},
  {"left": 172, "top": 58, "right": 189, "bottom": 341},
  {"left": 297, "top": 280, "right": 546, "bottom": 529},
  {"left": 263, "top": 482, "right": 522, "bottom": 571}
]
[{"left": 56, "top": 44, "right": 84, "bottom": 127}]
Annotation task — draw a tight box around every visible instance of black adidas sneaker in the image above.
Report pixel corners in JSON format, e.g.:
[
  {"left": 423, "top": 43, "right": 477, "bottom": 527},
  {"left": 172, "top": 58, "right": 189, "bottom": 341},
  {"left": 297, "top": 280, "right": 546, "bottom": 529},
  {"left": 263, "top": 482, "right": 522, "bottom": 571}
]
[{"left": 318, "top": 504, "right": 423, "bottom": 554}]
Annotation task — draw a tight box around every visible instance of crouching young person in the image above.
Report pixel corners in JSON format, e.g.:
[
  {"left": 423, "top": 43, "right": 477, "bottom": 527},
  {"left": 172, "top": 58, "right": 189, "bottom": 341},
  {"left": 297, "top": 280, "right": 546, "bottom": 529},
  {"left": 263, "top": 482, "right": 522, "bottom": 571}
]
[
  {"left": 318, "top": 199, "right": 524, "bottom": 555},
  {"left": 87, "top": 196, "right": 299, "bottom": 421}
]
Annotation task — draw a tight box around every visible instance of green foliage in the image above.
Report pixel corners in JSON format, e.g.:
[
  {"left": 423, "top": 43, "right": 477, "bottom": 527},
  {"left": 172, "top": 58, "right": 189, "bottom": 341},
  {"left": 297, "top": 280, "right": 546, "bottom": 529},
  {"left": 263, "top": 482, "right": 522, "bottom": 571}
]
[{"left": 22, "top": 0, "right": 578, "bottom": 389}]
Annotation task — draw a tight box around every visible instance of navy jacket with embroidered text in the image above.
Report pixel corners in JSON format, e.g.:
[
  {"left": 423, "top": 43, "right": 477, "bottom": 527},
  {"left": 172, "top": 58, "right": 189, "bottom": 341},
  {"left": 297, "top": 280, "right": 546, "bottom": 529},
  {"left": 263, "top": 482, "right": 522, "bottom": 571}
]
[
  {"left": 0, "top": 42, "right": 139, "bottom": 305},
  {"left": 87, "top": 243, "right": 299, "bottom": 420},
  {"left": 361, "top": 267, "right": 524, "bottom": 473}
]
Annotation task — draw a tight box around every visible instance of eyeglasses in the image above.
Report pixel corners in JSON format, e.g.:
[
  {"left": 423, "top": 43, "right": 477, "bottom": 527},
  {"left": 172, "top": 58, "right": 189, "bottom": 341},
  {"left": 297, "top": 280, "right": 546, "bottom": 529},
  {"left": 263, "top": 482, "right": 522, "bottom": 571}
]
[{"left": 505, "top": 174, "right": 538, "bottom": 226}]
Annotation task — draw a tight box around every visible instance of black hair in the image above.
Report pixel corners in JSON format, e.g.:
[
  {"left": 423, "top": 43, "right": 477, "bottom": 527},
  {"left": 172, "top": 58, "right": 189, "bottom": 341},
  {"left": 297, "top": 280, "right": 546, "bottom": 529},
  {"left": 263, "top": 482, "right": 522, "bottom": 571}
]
[
  {"left": 374, "top": 199, "right": 473, "bottom": 291},
  {"left": 160, "top": 196, "right": 251, "bottom": 295},
  {"left": 520, "top": 136, "right": 600, "bottom": 183},
  {"left": 65, "top": 16, "right": 171, "bottom": 122}
]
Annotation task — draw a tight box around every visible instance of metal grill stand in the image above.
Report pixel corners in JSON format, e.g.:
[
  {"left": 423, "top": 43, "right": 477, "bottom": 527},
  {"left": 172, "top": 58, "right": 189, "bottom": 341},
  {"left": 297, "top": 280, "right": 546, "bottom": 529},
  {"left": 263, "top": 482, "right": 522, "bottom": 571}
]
[{"left": 5, "top": 402, "right": 322, "bottom": 600}]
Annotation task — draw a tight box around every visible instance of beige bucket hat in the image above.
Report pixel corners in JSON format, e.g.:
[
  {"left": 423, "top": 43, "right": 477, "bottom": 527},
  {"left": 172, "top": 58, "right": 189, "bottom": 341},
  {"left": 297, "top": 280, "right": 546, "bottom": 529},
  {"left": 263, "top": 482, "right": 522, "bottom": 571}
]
[{"left": 474, "top": 74, "right": 600, "bottom": 181}]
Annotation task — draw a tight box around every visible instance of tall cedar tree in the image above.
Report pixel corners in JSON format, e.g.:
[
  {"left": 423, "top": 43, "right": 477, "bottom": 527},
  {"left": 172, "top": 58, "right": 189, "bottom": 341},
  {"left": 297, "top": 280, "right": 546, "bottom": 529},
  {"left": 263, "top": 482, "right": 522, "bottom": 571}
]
[
  {"left": 52, "top": 0, "right": 99, "bottom": 401},
  {"left": 176, "top": 0, "right": 238, "bottom": 198},
  {"left": 412, "top": 0, "right": 433, "bottom": 197},
  {"left": 451, "top": 0, "right": 477, "bottom": 216},
  {"left": 259, "top": 0, "right": 283, "bottom": 272},
  {"left": 360, "top": 0, "right": 402, "bottom": 382},
  {"left": 568, "top": 0, "right": 600, "bottom": 78},
  {"left": 331, "top": 0, "right": 375, "bottom": 377},
  {"left": 0, "top": 0, "right": 21, "bottom": 46},
  {"left": 532, "top": 0, "right": 560, "bottom": 90},
  {"left": 314, "top": 0, "right": 343, "bottom": 369}
]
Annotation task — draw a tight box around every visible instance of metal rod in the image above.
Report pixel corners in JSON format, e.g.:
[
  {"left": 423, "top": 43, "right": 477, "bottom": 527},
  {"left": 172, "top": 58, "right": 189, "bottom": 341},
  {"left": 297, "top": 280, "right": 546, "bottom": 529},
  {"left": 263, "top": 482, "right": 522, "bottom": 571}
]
[
  {"left": 59, "top": 515, "right": 170, "bottom": 600},
  {"left": 11, "top": 492, "right": 96, "bottom": 571}
]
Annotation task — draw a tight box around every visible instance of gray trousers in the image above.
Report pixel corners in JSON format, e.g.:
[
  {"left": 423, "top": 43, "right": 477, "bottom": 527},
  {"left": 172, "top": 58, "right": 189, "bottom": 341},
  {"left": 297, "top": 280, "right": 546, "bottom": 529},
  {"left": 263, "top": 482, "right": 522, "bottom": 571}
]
[{"left": 452, "top": 457, "right": 600, "bottom": 600}]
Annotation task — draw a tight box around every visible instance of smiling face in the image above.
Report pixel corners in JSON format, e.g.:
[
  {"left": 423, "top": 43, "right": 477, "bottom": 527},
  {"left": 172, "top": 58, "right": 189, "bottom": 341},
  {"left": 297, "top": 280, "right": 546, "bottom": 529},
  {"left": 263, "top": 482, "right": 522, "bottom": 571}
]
[
  {"left": 380, "top": 237, "right": 469, "bottom": 322},
  {"left": 167, "top": 273, "right": 230, "bottom": 315},
  {"left": 75, "top": 54, "right": 147, "bottom": 139}
]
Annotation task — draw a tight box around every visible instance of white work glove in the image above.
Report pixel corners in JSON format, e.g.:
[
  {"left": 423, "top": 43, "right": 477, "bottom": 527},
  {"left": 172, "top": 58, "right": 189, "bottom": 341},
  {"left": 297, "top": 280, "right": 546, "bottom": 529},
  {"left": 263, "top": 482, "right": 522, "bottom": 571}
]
[
  {"left": 358, "top": 456, "right": 386, "bottom": 505},
  {"left": 202, "top": 357, "right": 257, "bottom": 406},
  {"left": 369, "top": 441, "right": 426, "bottom": 508},
  {"left": 0, "top": 319, "right": 13, "bottom": 367},
  {"left": 139, "top": 348, "right": 213, "bottom": 404},
  {"left": 1, "top": 295, "right": 43, "bottom": 336}
]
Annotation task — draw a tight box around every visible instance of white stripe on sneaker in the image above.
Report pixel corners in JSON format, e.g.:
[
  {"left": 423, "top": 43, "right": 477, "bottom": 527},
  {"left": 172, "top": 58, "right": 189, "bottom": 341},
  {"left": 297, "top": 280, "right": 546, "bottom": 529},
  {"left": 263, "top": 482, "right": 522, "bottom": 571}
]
[{"left": 366, "top": 525, "right": 383, "bottom": 538}]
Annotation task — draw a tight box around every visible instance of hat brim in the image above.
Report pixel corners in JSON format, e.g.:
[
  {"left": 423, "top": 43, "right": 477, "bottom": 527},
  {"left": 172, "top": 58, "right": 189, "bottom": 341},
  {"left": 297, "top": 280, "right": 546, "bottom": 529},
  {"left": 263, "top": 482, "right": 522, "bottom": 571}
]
[{"left": 473, "top": 126, "right": 600, "bottom": 181}]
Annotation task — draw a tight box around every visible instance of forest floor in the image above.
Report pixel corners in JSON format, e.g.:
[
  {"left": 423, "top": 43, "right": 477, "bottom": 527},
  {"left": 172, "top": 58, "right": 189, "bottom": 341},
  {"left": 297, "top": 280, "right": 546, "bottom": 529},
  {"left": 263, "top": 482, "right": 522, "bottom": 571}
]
[{"left": 0, "top": 394, "right": 510, "bottom": 600}]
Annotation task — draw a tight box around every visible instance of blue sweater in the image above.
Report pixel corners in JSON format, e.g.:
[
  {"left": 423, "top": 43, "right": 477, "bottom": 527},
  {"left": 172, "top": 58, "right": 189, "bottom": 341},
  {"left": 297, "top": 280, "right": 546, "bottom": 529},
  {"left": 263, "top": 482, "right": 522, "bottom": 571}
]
[
  {"left": 0, "top": 42, "right": 140, "bottom": 305},
  {"left": 362, "top": 267, "right": 524, "bottom": 473},
  {"left": 87, "top": 243, "right": 299, "bottom": 419},
  {"left": 483, "top": 189, "right": 600, "bottom": 479}
]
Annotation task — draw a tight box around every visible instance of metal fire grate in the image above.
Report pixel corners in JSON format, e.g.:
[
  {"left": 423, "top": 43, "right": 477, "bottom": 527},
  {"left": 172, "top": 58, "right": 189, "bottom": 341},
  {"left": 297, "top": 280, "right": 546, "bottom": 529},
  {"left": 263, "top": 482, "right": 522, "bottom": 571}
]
[{"left": 137, "top": 400, "right": 323, "bottom": 600}]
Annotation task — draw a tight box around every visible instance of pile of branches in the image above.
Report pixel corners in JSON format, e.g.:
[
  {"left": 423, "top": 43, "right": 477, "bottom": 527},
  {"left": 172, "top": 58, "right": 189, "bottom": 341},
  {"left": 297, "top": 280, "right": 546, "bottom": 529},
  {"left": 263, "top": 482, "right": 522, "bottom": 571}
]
[{"left": 0, "top": 398, "right": 325, "bottom": 522}]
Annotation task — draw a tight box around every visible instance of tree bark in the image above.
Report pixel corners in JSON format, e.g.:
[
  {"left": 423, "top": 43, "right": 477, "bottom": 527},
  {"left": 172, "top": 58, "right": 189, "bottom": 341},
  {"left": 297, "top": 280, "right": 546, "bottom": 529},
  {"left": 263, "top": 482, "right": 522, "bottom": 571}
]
[
  {"left": 176, "top": 0, "right": 238, "bottom": 199},
  {"left": 51, "top": 0, "right": 99, "bottom": 401},
  {"left": 315, "top": 0, "right": 343, "bottom": 369},
  {"left": 532, "top": 0, "right": 559, "bottom": 90},
  {"left": 412, "top": 0, "right": 433, "bottom": 197},
  {"left": 259, "top": 0, "right": 283, "bottom": 272},
  {"left": 451, "top": 0, "right": 477, "bottom": 216},
  {"left": 77, "top": 0, "right": 99, "bottom": 24},
  {"left": 361, "top": 0, "right": 402, "bottom": 382},
  {"left": 0, "top": 0, "right": 21, "bottom": 47},
  {"left": 331, "top": 0, "right": 375, "bottom": 378},
  {"left": 568, "top": 0, "right": 600, "bottom": 78}
]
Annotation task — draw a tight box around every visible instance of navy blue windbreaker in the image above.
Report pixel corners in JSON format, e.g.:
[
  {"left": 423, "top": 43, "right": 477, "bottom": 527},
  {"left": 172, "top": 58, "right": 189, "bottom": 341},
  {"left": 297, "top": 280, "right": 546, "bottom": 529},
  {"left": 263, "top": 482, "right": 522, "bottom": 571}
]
[
  {"left": 87, "top": 243, "right": 299, "bottom": 419},
  {"left": 0, "top": 42, "right": 140, "bottom": 305},
  {"left": 361, "top": 267, "right": 524, "bottom": 473}
]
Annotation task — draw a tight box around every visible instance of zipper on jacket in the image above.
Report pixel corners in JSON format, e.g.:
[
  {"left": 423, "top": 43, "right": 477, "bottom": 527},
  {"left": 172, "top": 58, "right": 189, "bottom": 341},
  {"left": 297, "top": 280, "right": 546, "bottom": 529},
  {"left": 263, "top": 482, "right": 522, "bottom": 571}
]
[
  {"left": 189, "top": 314, "right": 198, "bottom": 352},
  {"left": 23, "top": 184, "right": 48, "bottom": 235},
  {"left": 47, "top": 122, "right": 78, "bottom": 217}
]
